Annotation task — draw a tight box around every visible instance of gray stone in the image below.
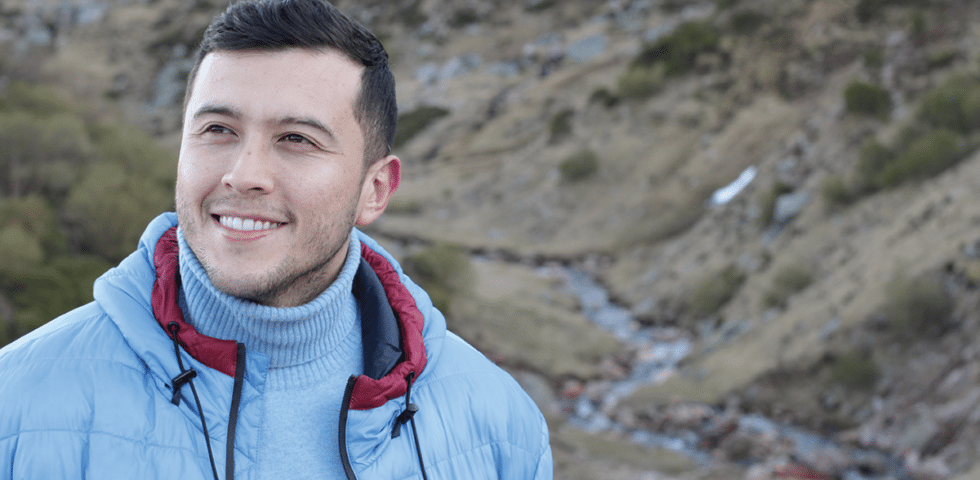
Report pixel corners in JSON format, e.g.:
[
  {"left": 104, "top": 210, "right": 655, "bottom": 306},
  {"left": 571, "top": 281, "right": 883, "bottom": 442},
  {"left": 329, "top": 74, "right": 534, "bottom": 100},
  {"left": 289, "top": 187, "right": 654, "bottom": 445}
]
[
  {"left": 773, "top": 191, "right": 811, "bottom": 225},
  {"left": 565, "top": 35, "right": 607, "bottom": 63}
]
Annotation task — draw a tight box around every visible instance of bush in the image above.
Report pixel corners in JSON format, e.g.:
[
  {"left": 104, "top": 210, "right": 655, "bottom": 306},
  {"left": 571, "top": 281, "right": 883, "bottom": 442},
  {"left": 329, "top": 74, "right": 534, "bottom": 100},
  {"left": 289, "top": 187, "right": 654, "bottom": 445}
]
[
  {"left": 763, "top": 264, "right": 814, "bottom": 308},
  {"left": 0, "top": 225, "right": 44, "bottom": 276},
  {"left": 830, "top": 351, "right": 878, "bottom": 389},
  {"left": 400, "top": 0, "right": 428, "bottom": 28},
  {"left": 548, "top": 109, "right": 575, "bottom": 144},
  {"left": 64, "top": 162, "right": 175, "bottom": 261},
  {"left": 928, "top": 50, "right": 957, "bottom": 70},
  {"left": 89, "top": 123, "right": 176, "bottom": 182},
  {"left": 688, "top": 265, "right": 744, "bottom": 318},
  {"left": 844, "top": 81, "right": 891, "bottom": 118},
  {"left": 0, "top": 81, "right": 82, "bottom": 116},
  {"left": 616, "top": 64, "right": 665, "bottom": 100},
  {"left": 394, "top": 106, "right": 450, "bottom": 148},
  {"left": 863, "top": 47, "right": 885, "bottom": 69},
  {"left": 526, "top": 0, "right": 557, "bottom": 13},
  {"left": 876, "top": 128, "right": 960, "bottom": 187},
  {"left": 882, "top": 271, "right": 953, "bottom": 338},
  {"left": 402, "top": 243, "right": 473, "bottom": 314},
  {"left": 821, "top": 176, "right": 857, "bottom": 208},
  {"left": 918, "top": 75, "right": 980, "bottom": 133},
  {"left": 589, "top": 88, "right": 620, "bottom": 108},
  {"left": 448, "top": 7, "right": 479, "bottom": 29},
  {"left": 855, "top": 0, "right": 885, "bottom": 24},
  {"left": 730, "top": 10, "right": 768, "bottom": 35},
  {"left": 0, "top": 196, "right": 65, "bottom": 258},
  {"left": 559, "top": 150, "right": 599, "bottom": 183},
  {"left": 631, "top": 22, "right": 720, "bottom": 77},
  {"left": 0, "top": 111, "right": 92, "bottom": 198}
]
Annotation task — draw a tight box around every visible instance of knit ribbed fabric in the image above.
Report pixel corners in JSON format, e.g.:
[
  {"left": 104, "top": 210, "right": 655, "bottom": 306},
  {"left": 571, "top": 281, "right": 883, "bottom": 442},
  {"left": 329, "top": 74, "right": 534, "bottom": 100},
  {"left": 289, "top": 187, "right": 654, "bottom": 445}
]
[{"left": 177, "top": 228, "right": 363, "bottom": 479}]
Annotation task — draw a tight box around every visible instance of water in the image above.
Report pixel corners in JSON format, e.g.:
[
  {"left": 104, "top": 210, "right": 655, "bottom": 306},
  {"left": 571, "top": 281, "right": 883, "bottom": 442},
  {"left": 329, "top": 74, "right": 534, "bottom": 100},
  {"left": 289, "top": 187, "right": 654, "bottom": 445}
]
[{"left": 549, "top": 265, "right": 909, "bottom": 479}]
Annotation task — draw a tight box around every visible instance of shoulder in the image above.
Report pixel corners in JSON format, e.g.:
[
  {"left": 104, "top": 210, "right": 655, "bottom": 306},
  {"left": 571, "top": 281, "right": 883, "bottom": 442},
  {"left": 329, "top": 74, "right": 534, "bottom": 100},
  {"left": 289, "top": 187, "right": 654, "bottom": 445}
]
[
  {"left": 424, "top": 330, "right": 546, "bottom": 422},
  {"left": 0, "top": 302, "right": 150, "bottom": 409},
  {"left": 413, "top": 331, "right": 552, "bottom": 475},
  {"left": 0, "top": 302, "right": 139, "bottom": 369}
]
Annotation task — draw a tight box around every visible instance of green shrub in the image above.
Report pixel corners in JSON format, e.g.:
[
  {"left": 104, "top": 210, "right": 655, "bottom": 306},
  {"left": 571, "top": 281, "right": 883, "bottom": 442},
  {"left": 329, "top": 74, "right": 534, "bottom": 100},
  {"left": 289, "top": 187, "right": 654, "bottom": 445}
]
[
  {"left": 616, "top": 64, "right": 665, "bottom": 100},
  {"left": 64, "top": 162, "right": 175, "bottom": 261},
  {"left": 856, "top": 137, "right": 894, "bottom": 191},
  {"left": 863, "top": 47, "right": 885, "bottom": 69},
  {"left": 0, "top": 196, "right": 65, "bottom": 258},
  {"left": 844, "top": 81, "right": 891, "bottom": 118},
  {"left": 403, "top": 243, "right": 473, "bottom": 314},
  {"left": 0, "top": 265, "right": 77, "bottom": 334},
  {"left": 918, "top": 75, "right": 980, "bottom": 133},
  {"left": 730, "top": 10, "right": 768, "bottom": 35},
  {"left": 559, "top": 150, "right": 599, "bottom": 183},
  {"left": 928, "top": 50, "right": 957, "bottom": 70},
  {"left": 876, "top": 128, "right": 960, "bottom": 187},
  {"left": 631, "top": 22, "right": 720, "bottom": 77},
  {"left": 0, "top": 111, "right": 92, "bottom": 198},
  {"left": 89, "top": 123, "right": 176, "bottom": 182},
  {"left": 394, "top": 106, "right": 450, "bottom": 148},
  {"left": 400, "top": 0, "right": 428, "bottom": 28},
  {"left": 763, "top": 264, "right": 814, "bottom": 308},
  {"left": 910, "top": 10, "right": 926, "bottom": 38},
  {"left": 50, "top": 254, "right": 112, "bottom": 306},
  {"left": 526, "top": 0, "right": 557, "bottom": 13},
  {"left": 548, "top": 109, "right": 575, "bottom": 143},
  {"left": 882, "top": 270, "right": 953, "bottom": 338},
  {"left": 589, "top": 88, "right": 620, "bottom": 108},
  {"left": 855, "top": 0, "right": 884, "bottom": 24},
  {"left": 821, "top": 175, "right": 857, "bottom": 208},
  {"left": 0, "top": 225, "right": 44, "bottom": 275},
  {"left": 830, "top": 351, "right": 878, "bottom": 389},
  {"left": 449, "top": 7, "right": 479, "bottom": 29},
  {"left": 0, "top": 81, "right": 81, "bottom": 116},
  {"left": 688, "top": 265, "right": 744, "bottom": 318}
]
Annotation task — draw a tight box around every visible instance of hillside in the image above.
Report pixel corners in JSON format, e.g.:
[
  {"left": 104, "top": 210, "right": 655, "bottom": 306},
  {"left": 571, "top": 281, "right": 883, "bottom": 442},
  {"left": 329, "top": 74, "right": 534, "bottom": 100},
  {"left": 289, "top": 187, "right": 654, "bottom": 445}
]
[{"left": 4, "top": 0, "right": 980, "bottom": 478}]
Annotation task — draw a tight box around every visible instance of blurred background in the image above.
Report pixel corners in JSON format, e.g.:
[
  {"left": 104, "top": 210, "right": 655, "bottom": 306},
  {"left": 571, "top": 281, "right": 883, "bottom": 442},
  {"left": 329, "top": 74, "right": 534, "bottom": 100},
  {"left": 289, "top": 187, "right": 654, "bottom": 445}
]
[{"left": 3, "top": 0, "right": 980, "bottom": 478}]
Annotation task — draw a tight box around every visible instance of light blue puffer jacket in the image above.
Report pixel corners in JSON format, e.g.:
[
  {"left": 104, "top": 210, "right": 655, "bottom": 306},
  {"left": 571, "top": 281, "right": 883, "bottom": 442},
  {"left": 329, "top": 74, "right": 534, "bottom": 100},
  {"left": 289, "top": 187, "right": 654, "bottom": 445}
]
[{"left": 0, "top": 213, "right": 552, "bottom": 479}]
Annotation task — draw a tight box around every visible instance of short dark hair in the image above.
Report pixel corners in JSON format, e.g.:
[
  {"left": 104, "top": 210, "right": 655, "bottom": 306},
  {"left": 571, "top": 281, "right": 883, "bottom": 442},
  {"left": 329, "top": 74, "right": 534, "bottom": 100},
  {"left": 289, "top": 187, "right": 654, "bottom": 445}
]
[{"left": 185, "top": 0, "right": 397, "bottom": 165}]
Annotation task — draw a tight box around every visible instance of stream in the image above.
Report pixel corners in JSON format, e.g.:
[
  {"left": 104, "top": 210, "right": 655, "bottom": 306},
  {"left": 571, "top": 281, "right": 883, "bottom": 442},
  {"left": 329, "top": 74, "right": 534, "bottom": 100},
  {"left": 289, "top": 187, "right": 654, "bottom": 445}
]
[{"left": 548, "top": 265, "right": 910, "bottom": 480}]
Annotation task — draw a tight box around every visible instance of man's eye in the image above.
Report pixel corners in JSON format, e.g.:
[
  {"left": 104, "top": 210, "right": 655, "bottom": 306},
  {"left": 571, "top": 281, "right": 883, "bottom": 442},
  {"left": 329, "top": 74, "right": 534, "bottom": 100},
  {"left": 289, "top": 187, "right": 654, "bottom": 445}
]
[
  {"left": 204, "top": 125, "right": 230, "bottom": 134},
  {"left": 282, "top": 133, "right": 310, "bottom": 144}
]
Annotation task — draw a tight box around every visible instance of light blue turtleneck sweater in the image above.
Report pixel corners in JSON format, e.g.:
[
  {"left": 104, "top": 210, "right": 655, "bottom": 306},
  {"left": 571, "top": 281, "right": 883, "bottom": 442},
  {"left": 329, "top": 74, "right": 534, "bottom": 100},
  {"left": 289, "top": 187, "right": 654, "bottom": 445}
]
[{"left": 177, "top": 228, "right": 364, "bottom": 479}]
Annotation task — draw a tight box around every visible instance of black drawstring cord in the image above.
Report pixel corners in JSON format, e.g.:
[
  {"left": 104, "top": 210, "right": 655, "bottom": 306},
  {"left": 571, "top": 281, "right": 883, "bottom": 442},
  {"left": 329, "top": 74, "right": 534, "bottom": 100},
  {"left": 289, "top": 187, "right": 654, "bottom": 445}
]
[
  {"left": 391, "top": 372, "right": 428, "bottom": 480},
  {"left": 168, "top": 322, "right": 220, "bottom": 480}
]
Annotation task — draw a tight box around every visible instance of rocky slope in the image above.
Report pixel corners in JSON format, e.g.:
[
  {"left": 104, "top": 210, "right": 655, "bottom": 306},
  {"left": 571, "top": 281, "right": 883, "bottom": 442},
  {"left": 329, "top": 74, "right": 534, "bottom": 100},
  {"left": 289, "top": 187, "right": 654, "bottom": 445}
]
[{"left": 6, "top": 0, "right": 980, "bottom": 478}]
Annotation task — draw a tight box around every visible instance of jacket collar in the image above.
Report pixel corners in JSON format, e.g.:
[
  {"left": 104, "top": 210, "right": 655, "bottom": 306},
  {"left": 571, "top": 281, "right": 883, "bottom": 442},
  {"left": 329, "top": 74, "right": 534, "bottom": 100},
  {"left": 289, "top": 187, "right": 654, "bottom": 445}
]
[{"left": 150, "top": 226, "right": 428, "bottom": 408}]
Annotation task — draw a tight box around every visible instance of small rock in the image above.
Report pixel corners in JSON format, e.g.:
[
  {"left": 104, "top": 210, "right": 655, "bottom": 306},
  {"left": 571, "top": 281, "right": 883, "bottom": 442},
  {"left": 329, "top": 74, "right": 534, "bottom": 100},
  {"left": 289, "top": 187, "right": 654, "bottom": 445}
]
[
  {"left": 565, "top": 35, "right": 607, "bottom": 63},
  {"left": 773, "top": 191, "right": 811, "bottom": 225}
]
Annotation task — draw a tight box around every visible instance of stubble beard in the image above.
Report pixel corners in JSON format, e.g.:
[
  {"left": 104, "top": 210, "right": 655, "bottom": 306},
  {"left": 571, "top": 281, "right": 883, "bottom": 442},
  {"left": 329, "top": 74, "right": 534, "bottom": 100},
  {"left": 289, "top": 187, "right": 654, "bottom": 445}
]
[{"left": 175, "top": 195, "right": 360, "bottom": 308}]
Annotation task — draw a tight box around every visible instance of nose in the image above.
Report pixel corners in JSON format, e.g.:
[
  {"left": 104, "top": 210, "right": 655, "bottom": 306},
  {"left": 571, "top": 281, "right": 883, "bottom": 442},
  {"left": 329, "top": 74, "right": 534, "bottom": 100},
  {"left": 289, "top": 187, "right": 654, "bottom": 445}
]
[{"left": 222, "top": 138, "right": 275, "bottom": 194}]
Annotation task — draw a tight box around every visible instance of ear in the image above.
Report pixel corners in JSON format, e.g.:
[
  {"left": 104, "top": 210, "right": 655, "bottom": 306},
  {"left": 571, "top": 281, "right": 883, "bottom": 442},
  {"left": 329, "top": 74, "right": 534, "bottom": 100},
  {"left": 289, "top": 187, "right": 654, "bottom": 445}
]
[{"left": 355, "top": 155, "right": 401, "bottom": 226}]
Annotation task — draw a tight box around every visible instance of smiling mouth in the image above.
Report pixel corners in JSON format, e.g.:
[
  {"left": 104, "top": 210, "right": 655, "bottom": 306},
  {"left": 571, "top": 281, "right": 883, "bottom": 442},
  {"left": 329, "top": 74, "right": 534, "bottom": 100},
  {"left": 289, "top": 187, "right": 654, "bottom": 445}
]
[{"left": 216, "top": 215, "right": 284, "bottom": 232}]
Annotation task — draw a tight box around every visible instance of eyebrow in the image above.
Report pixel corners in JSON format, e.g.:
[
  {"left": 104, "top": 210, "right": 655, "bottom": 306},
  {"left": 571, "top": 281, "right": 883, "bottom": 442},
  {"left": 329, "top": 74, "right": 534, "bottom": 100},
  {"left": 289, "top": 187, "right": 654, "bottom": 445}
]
[{"left": 191, "top": 104, "right": 338, "bottom": 143}]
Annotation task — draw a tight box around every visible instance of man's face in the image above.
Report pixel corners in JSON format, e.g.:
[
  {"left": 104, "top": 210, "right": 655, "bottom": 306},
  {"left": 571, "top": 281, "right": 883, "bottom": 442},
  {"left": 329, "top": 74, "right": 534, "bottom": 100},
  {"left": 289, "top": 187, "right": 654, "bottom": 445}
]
[{"left": 176, "top": 48, "right": 396, "bottom": 307}]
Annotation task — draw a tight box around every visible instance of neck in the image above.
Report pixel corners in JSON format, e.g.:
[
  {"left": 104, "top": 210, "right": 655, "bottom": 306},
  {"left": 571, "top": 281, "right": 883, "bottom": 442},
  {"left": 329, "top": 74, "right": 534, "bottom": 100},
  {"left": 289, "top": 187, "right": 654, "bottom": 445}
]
[{"left": 176, "top": 227, "right": 363, "bottom": 372}]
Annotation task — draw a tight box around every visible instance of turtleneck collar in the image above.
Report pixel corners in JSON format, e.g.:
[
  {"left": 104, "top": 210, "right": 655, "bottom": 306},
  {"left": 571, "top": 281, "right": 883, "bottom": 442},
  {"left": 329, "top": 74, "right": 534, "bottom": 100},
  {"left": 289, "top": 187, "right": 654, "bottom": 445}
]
[{"left": 176, "top": 228, "right": 362, "bottom": 381}]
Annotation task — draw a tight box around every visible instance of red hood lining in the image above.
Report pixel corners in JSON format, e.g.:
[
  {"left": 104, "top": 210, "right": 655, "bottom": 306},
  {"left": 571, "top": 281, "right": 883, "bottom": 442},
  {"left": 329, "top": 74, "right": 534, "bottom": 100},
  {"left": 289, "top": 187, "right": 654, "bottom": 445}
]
[{"left": 150, "top": 227, "right": 428, "bottom": 410}]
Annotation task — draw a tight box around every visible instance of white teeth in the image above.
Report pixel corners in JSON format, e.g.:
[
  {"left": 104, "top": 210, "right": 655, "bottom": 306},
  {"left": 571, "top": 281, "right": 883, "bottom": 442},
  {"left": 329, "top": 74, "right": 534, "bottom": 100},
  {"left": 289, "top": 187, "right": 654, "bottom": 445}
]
[{"left": 219, "top": 216, "right": 281, "bottom": 231}]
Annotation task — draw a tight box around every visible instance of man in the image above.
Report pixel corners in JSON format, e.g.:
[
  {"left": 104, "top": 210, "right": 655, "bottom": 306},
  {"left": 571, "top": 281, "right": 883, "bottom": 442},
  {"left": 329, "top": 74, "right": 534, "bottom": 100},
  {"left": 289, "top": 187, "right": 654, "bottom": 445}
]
[{"left": 0, "top": 0, "right": 553, "bottom": 478}]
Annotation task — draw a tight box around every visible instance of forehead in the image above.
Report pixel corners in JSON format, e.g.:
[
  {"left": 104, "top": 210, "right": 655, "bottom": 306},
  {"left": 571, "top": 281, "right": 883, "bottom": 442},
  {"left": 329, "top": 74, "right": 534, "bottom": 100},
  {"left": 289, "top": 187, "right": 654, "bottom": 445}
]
[{"left": 186, "top": 48, "right": 365, "bottom": 125}]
